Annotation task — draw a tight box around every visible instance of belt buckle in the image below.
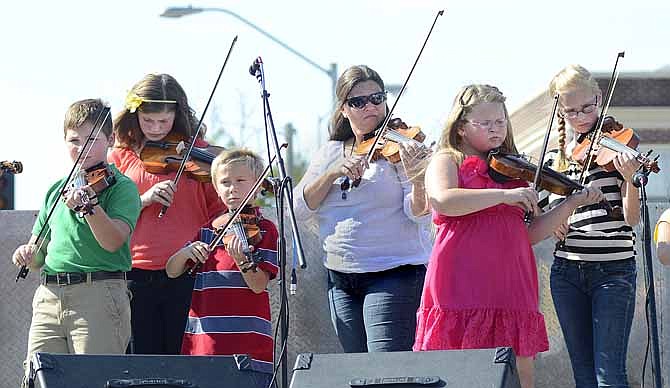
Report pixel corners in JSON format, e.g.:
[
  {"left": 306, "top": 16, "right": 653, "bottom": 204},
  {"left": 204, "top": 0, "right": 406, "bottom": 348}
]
[{"left": 55, "top": 273, "right": 75, "bottom": 286}]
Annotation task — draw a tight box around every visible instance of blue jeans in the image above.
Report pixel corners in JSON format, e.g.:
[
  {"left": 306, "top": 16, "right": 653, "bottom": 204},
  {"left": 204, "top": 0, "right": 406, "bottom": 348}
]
[
  {"left": 550, "top": 257, "right": 636, "bottom": 388},
  {"left": 327, "top": 264, "right": 426, "bottom": 353}
]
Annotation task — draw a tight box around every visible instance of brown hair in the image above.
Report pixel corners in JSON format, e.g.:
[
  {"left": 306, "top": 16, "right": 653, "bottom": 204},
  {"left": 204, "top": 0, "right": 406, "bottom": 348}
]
[
  {"left": 64, "top": 98, "right": 112, "bottom": 138},
  {"left": 113, "top": 73, "right": 201, "bottom": 149},
  {"left": 328, "top": 65, "right": 387, "bottom": 141},
  {"left": 436, "top": 84, "right": 517, "bottom": 164}
]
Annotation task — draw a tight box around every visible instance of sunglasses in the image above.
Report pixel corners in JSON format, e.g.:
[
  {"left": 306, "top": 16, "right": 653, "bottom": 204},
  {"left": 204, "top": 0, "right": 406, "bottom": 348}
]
[{"left": 345, "top": 91, "right": 387, "bottom": 109}]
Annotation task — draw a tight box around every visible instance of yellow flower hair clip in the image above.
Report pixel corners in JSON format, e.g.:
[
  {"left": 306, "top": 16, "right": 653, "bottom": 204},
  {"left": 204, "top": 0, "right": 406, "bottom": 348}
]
[{"left": 124, "top": 92, "right": 177, "bottom": 113}]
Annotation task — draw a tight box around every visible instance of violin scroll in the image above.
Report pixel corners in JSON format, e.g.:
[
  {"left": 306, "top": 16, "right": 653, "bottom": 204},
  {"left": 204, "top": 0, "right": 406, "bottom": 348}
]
[
  {"left": 1, "top": 160, "right": 23, "bottom": 175},
  {"left": 598, "top": 136, "right": 661, "bottom": 174},
  {"left": 600, "top": 116, "right": 624, "bottom": 133}
]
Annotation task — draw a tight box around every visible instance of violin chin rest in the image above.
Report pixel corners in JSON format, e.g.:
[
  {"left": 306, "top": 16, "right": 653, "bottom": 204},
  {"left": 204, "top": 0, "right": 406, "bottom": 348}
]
[{"left": 487, "top": 168, "right": 512, "bottom": 184}]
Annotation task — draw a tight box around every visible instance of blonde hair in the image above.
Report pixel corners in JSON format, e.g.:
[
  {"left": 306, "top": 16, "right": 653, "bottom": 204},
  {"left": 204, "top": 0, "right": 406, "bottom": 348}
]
[
  {"left": 548, "top": 65, "right": 602, "bottom": 171},
  {"left": 211, "top": 148, "right": 265, "bottom": 183},
  {"left": 437, "top": 84, "right": 517, "bottom": 164},
  {"left": 549, "top": 64, "right": 601, "bottom": 98}
]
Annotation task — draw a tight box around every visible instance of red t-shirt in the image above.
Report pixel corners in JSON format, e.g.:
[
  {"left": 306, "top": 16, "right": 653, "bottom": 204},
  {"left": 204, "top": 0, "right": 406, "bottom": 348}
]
[
  {"left": 108, "top": 143, "right": 226, "bottom": 270},
  {"left": 181, "top": 208, "right": 278, "bottom": 374}
]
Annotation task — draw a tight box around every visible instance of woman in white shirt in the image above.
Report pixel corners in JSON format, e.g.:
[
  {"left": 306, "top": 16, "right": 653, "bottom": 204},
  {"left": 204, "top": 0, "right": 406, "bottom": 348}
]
[{"left": 294, "top": 65, "right": 431, "bottom": 352}]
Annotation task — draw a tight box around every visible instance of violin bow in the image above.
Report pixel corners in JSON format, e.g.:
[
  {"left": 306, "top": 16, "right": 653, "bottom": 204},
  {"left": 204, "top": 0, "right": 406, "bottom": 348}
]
[
  {"left": 187, "top": 145, "right": 285, "bottom": 275},
  {"left": 158, "top": 35, "right": 238, "bottom": 218},
  {"left": 16, "top": 107, "right": 111, "bottom": 281},
  {"left": 533, "top": 94, "right": 561, "bottom": 188},
  {"left": 347, "top": 9, "right": 444, "bottom": 189},
  {"left": 523, "top": 94, "right": 560, "bottom": 223},
  {"left": 578, "top": 51, "right": 625, "bottom": 185}
]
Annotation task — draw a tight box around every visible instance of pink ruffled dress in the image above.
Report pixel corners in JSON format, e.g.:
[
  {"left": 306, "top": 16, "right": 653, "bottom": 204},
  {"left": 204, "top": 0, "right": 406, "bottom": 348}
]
[{"left": 413, "top": 156, "right": 548, "bottom": 357}]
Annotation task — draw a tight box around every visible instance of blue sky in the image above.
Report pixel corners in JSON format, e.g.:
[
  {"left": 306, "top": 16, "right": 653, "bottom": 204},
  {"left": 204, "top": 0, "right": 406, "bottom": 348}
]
[{"left": 2, "top": 0, "right": 669, "bottom": 209}]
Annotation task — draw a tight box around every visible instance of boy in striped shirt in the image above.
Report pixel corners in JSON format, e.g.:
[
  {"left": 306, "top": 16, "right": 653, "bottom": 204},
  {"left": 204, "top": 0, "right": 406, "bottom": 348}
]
[{"left": 166, "top": 149, "right": 278, "bottom": 381}]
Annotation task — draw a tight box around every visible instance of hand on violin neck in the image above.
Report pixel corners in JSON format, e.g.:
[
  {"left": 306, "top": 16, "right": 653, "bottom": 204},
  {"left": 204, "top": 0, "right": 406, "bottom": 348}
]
[
  {"left": 141, "top": 180, "right": 176, "bottom": 208},
  {"left": 399, "top": 142, "right": 431, "bottom": 183},
  {"left": 226, "top": 234, "right": 252, "bottom": 263},
  {"left": 613, "top": 152, "right": 641, "bottom": 182},
  {"left": 63, "top": 185, "right": 96, "bottom": 213}
]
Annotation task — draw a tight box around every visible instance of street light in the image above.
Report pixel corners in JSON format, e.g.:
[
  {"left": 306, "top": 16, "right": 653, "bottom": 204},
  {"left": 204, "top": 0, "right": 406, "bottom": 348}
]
[{"left": 160, "top": 5, "right": 338, "bottom": 108}]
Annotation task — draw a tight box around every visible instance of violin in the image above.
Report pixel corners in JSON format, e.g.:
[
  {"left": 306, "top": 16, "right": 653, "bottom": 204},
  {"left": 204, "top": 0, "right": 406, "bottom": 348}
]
[
  {"left": 342, "top": 10, "right": 443, "bottom": 195},
  {"left": 188, "top": 206, "right": 264, "bottom": 276},
  {"left": 217, "top": 206, "right": 263, "bottom": 268},
  {"left": 354, "top": 118, "right": 428, "bottom": 163},
  {"left": 1, "top": 161, "right": 23, "bottom": 175},
  {"left": 488, "top": 150, "right": 620, "bottom": 217},
  {"left": 68, "top": 162, "right": 116, "bottom": 217},
  {"left": 140, "top": 132, "right": 226, "bottom": 182},
  {"left": 572, "top": 116, "right": 660, "bottom": 174}
]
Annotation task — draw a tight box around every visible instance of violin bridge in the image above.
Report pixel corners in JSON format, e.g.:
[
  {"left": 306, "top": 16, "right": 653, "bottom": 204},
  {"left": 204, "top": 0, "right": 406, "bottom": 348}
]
[{"left": 176, "top": 141, "right": 186, "bottom": 155}]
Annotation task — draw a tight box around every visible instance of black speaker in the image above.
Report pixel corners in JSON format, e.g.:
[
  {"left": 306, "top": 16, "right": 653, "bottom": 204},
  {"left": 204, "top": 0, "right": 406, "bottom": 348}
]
[
  {"left": 29, "top": 352, "right": 272, "bottom": 388},
  {"left": 290, "top": 347, "right": 521, "bottom": 388}
]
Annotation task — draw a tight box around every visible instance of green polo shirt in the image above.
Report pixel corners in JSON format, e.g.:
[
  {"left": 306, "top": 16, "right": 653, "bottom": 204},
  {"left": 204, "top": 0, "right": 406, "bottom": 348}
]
[{"left": 32, "top": 164, "right": 141, "bottom": 274}]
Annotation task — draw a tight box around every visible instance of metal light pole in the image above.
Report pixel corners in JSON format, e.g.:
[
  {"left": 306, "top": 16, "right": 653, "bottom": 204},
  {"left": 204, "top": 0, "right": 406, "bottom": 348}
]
[{"left": 161, "top": 5, "right": 338, "bottom": 109}]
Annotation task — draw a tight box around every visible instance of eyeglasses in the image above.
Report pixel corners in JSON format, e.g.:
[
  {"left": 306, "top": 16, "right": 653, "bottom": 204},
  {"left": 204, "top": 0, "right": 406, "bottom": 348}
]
[
  {"left": 559, "top": 97, "right": 598, "bottom": 119},
  {"left": 465, "top": 118, "right": 508, "bottom": 130},
  {"left": 345, "top": 91, "right": 387, "bottom": 109}
]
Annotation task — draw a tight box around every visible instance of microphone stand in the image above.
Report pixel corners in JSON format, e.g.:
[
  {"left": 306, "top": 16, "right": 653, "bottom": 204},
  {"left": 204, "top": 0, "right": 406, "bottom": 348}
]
[
  {"left": 632, "top": 166, "right": 663, "bottom": 388},
  {"left": 249, "top": 57, "right": 306, "bottom": 388}
]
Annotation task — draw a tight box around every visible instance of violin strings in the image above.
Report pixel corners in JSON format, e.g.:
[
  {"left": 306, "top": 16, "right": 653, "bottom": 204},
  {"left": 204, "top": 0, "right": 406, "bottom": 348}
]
[
  {"left": 383, "top": 129, "right": 424, "bottom": 147},
  {"left": 231, "top": 221, "right": 251, "bottom": 254}
]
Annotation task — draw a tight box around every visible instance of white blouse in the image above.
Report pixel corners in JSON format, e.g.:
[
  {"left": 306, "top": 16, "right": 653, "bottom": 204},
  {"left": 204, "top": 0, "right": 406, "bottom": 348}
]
[{"left": 293, "top": 140, "right": 432, "bottom": 273}]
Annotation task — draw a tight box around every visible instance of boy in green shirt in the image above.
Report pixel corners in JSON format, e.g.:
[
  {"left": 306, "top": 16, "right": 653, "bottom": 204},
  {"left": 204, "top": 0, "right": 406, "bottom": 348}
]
[{"left": 11, "top": 99, "right": 141, "bottom": 383}]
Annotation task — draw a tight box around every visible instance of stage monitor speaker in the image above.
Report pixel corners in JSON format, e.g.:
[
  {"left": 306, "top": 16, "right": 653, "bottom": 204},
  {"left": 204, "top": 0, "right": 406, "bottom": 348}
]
[
  {"left": 28, "top": 352, "right": 271, "bottom": 388},
  {"left": 290, "top": 347, "right": 520, "bottom": 388}
]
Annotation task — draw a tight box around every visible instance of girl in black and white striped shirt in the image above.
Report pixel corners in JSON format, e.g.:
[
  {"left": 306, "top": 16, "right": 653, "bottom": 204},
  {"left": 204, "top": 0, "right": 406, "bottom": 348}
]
[{"left": 542, "top": 64, "right": 641, "bottom": 388}]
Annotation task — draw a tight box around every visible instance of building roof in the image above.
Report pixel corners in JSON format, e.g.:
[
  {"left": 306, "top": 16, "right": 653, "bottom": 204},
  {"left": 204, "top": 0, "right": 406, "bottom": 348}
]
[{"left": 511, "top": 66, "right": 670, "bottom": 158}]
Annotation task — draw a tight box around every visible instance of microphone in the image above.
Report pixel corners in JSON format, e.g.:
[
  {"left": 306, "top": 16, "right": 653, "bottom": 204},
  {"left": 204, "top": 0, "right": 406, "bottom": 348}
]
[
  {"left": 249, "top": 57, "right": 262, "bottom": 79},
  {"left": 261, "top": 176, "right": 282, "bottom": 196}
]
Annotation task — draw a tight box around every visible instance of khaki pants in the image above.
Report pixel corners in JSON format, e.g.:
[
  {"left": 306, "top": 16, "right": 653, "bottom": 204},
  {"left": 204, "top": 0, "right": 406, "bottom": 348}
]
[{"left": 23, "top": 279, "right": 131, "bottom": 383}]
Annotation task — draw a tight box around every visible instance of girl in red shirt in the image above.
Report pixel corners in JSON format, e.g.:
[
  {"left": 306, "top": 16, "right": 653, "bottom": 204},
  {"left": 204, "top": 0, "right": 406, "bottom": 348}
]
[{"left": 109, "top": 73, "right": 226, "bottom": 354}]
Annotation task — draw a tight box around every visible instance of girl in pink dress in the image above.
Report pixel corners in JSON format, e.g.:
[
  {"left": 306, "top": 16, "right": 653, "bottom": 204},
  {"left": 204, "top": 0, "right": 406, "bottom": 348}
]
[{"left": 414, "top": 84, "right": 604, "bottom": 388}]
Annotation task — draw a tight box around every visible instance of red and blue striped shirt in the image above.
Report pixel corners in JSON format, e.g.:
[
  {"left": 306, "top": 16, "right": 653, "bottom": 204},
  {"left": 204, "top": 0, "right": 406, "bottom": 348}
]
[{"left": 181, "top": 208, "right": 278, "bottom": 374}]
